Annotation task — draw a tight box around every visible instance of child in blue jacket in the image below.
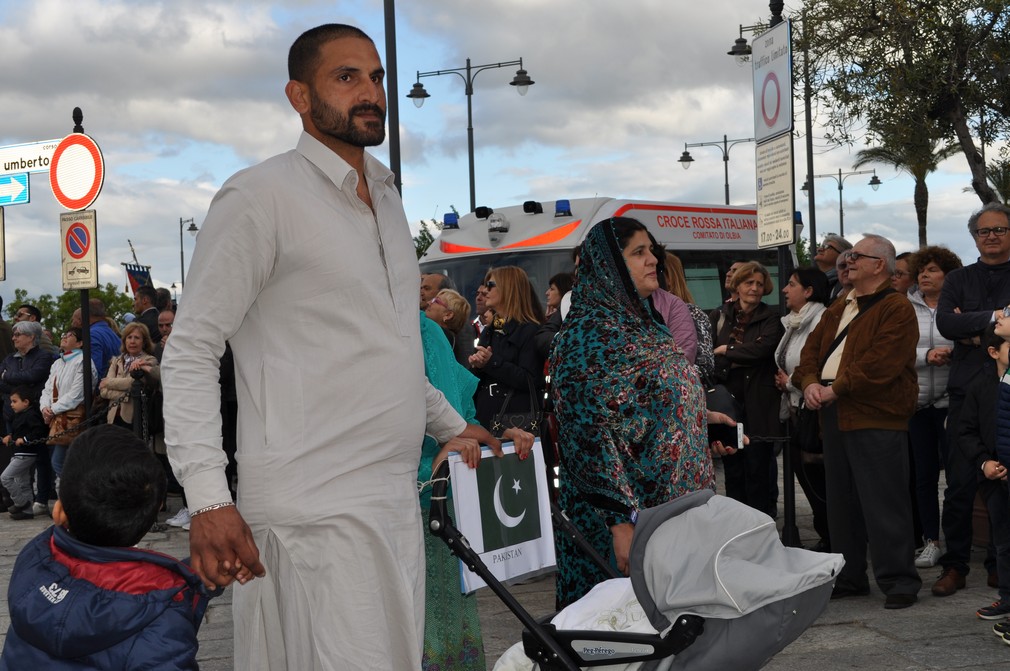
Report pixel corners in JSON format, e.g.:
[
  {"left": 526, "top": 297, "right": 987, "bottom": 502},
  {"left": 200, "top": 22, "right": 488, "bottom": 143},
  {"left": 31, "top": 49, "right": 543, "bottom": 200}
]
[{"left": 0, "top": 424, "right": 218, "bottom": 670}]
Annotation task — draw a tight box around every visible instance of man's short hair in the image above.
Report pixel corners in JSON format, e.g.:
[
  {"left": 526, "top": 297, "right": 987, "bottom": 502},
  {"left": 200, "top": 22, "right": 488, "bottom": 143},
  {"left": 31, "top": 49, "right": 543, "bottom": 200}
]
[
  {"left": 59, "top": 425, "right": 166, "bottom": 548},
  {"left": 155, "top": 287, "right": 172, "bottom": 312},
  {"left": 88, "top": 298, "right": 107, "bottom": 319},
  {"left": 968, "top": 202, "right": 1010, "bottom": 232},
  {"left": 16, "top": 305, "right": 41, "bottom": 321},
  {"left": 135, "top": 285, "right": 157, "bottom": 305},
  {"left": 288, "top": 24, "right": 373, "bottom": 82},
  {"left": 860, "top": 234, "right": 897, "bottom": 273},
  {"left": 822, "top": 233, "right": 853, "bottom": 252}
]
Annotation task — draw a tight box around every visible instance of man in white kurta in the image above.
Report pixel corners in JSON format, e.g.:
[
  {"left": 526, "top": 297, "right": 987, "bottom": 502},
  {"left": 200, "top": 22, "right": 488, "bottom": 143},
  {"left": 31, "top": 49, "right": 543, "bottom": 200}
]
[{"left": 162, "top": 24, "right": 493, "bottom": 670}]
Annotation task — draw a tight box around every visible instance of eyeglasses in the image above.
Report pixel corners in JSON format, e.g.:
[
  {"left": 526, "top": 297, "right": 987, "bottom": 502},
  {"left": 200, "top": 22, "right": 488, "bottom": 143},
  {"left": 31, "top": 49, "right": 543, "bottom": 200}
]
[
  {"left": 972, "top": 227, "right": 1010, "bottom": 239},
  {"left": 816, "top": 244, "right": 841, "bottom": 254},
  {"left": 429, "top": 296, "right": 448, "bottom": 309},
  {"left": 1002, "top": 306, "right": 1010, "bottom": 319},
  {"left": 484, "top": 280, "right": 497, "bottom": 289},
  {"left": 13, "top": 312, "right": 30, "bottom": 320},
  {"left": 847, "top": 251, "right": 883, "bottom": 263},
  {"left": 892, "top": 270, "right": 909, "bottom": 278}
]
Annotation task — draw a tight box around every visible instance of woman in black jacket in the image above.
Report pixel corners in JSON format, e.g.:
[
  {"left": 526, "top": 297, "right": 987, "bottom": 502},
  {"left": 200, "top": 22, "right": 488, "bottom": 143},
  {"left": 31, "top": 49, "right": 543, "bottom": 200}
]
[
  {"left": 710, "top": 261, "right": 785, "bottom": 516},
  {"left": 469, "top": 266, "right": 545, "bottom": 434}
]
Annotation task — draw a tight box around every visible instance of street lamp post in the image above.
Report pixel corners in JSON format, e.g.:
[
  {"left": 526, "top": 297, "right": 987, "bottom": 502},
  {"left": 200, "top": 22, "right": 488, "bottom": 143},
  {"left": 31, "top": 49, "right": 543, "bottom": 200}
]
[
  {"left": 407, "top": 58, "right": 534, "bottom": 212},
  {"left": 801, "top": 169, "right": 882, "bottom": 237},
  {"left": 178, "top": 217, "right": 198, "bottom": 290},
  {"left": 677, "top": 135, "right": 756, "bottom": 205}
]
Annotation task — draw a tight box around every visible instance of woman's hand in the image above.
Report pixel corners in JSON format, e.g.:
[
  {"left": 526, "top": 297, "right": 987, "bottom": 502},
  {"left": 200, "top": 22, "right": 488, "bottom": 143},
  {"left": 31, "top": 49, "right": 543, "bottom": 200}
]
[
  {"left": 41, "top": 407, "right": 55, "bottom": 424},
  {"left": 774, "top": 368, "right": 790, "bottom": 391},
  {"left": 713, "top": 344, "right": 728, "bottom": 356},
  {"left": 501, "top": 427, "right": 535, "bottom": 460},
  {"left": 468, "top": 345, "right": 492, "bottom": 369},
  {"left": 611, "top": 522, "right": 635, "bottom": 576}
]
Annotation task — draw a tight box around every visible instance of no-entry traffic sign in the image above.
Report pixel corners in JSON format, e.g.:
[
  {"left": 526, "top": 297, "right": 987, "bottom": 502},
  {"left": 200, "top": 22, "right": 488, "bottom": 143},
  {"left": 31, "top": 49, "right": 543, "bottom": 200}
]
[{"left": 49, "top": 133, "right": 105, "bottom": 211}]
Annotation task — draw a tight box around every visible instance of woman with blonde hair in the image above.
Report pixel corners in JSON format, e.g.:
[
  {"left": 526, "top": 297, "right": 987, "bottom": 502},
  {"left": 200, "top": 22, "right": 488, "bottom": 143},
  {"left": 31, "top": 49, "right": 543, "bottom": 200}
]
[
  {"left": 99, "top": 322, "right": 160, "bottom": 431},
  {"left": 424, "top": 289, "right": 474, "bottom": 368},
  {"left": 469, "top": 266, "right": 545, "bottom": 433},
  {"left": 662, "top": 251, "right": 714, "bottom": 382}
]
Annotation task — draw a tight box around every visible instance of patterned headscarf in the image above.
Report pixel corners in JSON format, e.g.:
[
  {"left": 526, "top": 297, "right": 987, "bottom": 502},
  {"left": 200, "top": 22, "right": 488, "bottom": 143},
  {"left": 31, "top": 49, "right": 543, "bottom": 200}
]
[{"left": 550, "top": 219, "right": 713, "bottom": 512}]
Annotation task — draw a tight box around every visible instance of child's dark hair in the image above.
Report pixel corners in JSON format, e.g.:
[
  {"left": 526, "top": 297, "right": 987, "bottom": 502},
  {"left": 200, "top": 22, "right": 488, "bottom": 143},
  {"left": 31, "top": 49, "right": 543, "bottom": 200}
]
[
  {"left": 9, "top": 386, "right": 35, "bottom": 405},
  {"left": 986, "top": 323, "right": 1009, "bottom": 351},
  {"left": 59, "top": 425, "right": 166, "bottom": 547}
]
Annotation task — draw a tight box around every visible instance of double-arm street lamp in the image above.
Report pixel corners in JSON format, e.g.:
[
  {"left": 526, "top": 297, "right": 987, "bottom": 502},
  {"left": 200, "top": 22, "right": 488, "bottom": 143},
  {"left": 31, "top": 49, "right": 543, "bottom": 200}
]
[
  {"left": 178, "top": 217, "right": 198, "bottom": 290},
  {"left": 407, "top": 58, "right": 534, "bottom": 213},
  {"left": 801, "top": 169, "right": 882, "bottom": 237},
  {"left": 677, "top": 135, "right": 756, "bottom": 205}
]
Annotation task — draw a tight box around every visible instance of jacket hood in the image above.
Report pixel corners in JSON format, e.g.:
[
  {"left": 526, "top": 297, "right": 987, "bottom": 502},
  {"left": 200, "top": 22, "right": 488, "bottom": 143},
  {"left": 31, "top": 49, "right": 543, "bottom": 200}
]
[{"left": 8, "top": 526, "right": 211, "bottom": 659}]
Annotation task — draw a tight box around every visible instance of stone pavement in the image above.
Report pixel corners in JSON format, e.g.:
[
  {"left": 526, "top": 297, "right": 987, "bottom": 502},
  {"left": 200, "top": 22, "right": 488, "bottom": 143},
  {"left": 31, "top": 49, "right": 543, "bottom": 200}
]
[{"left": 0, "top": 463, "right": 1008, "bottom": 670}]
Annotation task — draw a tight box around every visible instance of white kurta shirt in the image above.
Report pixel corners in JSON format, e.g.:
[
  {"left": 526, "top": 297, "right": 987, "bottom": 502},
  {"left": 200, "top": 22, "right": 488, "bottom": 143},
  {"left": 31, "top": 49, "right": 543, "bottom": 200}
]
[{"left": 162, "top": 132, "right": 466, "bottom": 671}]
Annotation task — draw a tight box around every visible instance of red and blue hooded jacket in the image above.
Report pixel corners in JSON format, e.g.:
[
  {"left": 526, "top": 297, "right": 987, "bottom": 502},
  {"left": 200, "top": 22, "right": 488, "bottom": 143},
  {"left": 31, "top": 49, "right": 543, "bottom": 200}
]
[{"left": 1, "top": 525, "right": 217, "bottom": 670}]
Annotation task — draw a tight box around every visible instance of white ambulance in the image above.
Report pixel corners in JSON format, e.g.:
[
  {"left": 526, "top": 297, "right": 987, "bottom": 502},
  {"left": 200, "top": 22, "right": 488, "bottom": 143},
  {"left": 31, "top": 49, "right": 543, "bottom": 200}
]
[{"left": 419, "top": 197, "right": 786, "bottom": 313}]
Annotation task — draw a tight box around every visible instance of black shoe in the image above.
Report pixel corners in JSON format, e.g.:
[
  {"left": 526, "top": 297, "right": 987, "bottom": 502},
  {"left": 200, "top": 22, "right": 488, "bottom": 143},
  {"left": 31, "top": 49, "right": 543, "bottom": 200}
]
[
  {"left": 884, "top": 593, "right": 918, "bottom": 609},
  {"left": 9, "top": 506, "right": 34, "bottom": 520},
  {"left": 831, "top": 584, "right": 870, "bottom": 599},
  {"left": 807, "top": 538, "right": 831, "bottom": 553}
]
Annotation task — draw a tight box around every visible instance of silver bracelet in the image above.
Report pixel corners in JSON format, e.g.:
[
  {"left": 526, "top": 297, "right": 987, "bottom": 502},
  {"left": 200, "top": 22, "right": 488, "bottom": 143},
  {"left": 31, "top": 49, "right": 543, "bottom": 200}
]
[{"left": 191, "top": 501, "right": 236, "bottom": 517}]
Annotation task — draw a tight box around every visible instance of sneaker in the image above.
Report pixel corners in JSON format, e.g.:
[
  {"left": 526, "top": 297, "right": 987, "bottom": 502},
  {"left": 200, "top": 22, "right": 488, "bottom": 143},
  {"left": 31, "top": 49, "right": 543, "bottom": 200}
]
[
  {"left": 915, "top": 540, "right": 941, "bottom": 568},
  {"left": 978, "top": 601, "right": 1010, "bottom": 620},
  {"left": 32, "top": 502, "right": 49, "bottom": 517},
  {"left": 182, "top": 520, "right": 190, "bottom": 531},
  {"left": 9, "top": 504, "right": 33, "bottom": 520},
  {"left": 992, "top": 620, "right": 1010, "bottom": 637},
  {"left": 7, "top": 504, "right": 20, "bottom": 514},
  {"left": 166, "top": 507, "right": 191, "bottom": 528}
]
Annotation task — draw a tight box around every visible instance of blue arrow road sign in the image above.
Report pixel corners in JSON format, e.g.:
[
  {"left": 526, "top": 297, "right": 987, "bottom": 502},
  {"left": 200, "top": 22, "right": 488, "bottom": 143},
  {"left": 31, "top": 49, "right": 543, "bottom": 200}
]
[{"left": 0, "top": 174, "right": 29, "bottom": 206}]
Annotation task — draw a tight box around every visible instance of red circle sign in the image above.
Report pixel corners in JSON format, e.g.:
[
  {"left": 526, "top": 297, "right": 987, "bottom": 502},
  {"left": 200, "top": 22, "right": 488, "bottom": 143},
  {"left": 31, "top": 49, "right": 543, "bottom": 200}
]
[
  {"left": 49, "top": 133, "right": 105, "bottom": 211},
  {"left": 761, "top": 72, "right": 782, "bottom": 128},
  {"left": 65, "top": 222, "right": 91, "bottom": 260}
]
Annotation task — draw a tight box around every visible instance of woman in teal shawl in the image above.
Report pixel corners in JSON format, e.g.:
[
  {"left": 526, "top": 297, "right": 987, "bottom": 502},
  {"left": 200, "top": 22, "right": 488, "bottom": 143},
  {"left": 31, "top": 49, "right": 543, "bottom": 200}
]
[
  {"left": 417, "top": 312, "right": 533, "bottom": 670},
  {"left": 550, "top": 218, "right": 717, "bottom": 608}
]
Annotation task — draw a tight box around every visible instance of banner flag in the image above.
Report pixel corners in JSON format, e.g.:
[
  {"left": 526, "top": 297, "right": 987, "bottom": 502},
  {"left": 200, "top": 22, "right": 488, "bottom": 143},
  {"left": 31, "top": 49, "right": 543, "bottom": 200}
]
[
  {"left": 449, "top": 439, "right": 555, "bottom": 593},
  {"left": 123, "top": 263, "right": 152, "bottom": 295}
]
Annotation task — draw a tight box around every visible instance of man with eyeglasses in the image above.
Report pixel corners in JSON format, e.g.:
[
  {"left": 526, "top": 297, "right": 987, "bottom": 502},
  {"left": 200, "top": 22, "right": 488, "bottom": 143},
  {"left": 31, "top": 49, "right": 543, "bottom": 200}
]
[
  {"left": 794, "top": 234, "right": 921, "bottom": 609},
  {"left": 814, "top": 234, "right": 853, "bottom": 298},
  {"left": 932, "top": 202, "right": 1010, "bottom": 598}
]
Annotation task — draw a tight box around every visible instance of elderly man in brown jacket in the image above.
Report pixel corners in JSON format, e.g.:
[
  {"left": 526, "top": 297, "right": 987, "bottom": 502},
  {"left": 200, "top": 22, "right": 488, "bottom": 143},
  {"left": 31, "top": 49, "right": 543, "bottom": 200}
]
[{"left": 793, "top": 233, "right": 922, "bottom": 609}]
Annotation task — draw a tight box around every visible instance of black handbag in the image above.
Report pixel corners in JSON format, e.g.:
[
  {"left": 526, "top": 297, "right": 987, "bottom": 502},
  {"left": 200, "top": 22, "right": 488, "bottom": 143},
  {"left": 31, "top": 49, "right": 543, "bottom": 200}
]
[
  {"left": 792, "top": 401, "right": 822, "bottom": 455},
  {"left": 489, "top": 374, "right": 543, "bottom": 437}
]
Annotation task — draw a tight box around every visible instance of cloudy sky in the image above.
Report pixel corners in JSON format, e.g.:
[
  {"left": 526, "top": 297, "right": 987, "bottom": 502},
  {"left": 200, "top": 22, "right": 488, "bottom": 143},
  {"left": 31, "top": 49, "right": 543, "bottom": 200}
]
[{"left": 0, "top": 0, "right": 995, "bottom": 305}]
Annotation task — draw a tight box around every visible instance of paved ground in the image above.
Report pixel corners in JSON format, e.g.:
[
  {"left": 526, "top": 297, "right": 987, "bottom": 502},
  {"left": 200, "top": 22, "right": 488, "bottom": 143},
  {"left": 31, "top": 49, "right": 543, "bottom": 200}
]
[{"left": 0, "top": 460, "right": 1007, "bottom": 670}]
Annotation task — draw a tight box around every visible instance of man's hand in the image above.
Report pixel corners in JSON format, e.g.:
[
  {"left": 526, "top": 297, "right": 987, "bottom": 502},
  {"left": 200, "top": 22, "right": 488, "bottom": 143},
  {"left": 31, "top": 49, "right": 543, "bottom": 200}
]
[
  {"left": 803, "top": 383, "right": 836, "bottom": 409},
  {"left": 456, "top": 423, "right": 502, "bottom": 457},
  {"left": 189, "top": 505, "right": 266, "bottom": 590}
]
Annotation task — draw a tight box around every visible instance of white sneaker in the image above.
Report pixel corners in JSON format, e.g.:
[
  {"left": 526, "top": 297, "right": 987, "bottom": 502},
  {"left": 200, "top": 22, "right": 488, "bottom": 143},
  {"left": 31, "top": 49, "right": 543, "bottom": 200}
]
[
  {"left": 166, "top": 507, "right": 191, "bottom": 528},
  {"left": 915, "top": 540, "right": 942, "bottom": 568},
  {"left": 31, "top": 502, "right": 49, "bottom": 517}
]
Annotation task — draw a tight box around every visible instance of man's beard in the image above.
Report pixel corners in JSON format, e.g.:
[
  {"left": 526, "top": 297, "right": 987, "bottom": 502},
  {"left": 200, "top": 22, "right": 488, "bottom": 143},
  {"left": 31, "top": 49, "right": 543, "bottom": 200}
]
[{"left": 310, "top": 89, "right": 386, "bottom": 147}]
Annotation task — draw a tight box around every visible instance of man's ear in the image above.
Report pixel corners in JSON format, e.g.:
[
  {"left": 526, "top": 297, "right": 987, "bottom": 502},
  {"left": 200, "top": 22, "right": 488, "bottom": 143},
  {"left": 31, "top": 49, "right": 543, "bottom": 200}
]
[
  {"left": 52, "top": 500, "right": 69, "bottom": 528},
  {"left": 285, "top": 80, "right": 310, "bottom": 114}
]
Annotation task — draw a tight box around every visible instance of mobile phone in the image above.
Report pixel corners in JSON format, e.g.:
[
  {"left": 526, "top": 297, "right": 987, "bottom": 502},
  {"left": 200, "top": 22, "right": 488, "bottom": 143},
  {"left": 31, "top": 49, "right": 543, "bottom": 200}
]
[{"left": 736, "top": 422, "right": 745, "bottom": 450}]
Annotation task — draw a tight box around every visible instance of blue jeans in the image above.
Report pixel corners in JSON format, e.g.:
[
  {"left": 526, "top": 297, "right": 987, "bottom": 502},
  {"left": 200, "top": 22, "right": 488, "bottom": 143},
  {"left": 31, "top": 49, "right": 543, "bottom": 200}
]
[{"left": 50, "top": 444, "right": 67, "bottom": 494}]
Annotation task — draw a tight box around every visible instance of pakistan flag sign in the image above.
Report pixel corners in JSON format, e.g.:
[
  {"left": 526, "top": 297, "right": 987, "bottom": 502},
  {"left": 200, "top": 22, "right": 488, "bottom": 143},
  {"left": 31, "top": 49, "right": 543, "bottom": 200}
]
[{"left": 449, "top": 439, "right": 556, "bottom": 593}]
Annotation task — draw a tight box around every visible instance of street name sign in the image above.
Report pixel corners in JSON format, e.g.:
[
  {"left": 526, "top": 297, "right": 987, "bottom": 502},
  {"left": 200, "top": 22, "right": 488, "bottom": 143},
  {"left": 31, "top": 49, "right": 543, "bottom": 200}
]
[
  {"left": 0, "top": 174, "right": 29, "bottom": 206},
  {"left": 50, "top": 134, "right": 105, "bottom": 211},
  {"left": 0, "top": 139, "right": 60, "bottom": 178},
  {"left": 61, "top": 210, "right": 98, "bottom": 290},
  {"left": 0, "top": 208, "right": 6, "bottom": 281}
]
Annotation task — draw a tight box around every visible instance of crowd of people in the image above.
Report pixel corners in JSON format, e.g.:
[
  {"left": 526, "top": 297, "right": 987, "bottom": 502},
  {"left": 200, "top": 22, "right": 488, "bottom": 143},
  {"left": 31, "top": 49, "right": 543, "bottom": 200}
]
[
  {"left": 0, "top": 291, "right": 181, "bottom": 524},
  {"left": 3, "top": 20, "right": 1010, "bottom": 670}
]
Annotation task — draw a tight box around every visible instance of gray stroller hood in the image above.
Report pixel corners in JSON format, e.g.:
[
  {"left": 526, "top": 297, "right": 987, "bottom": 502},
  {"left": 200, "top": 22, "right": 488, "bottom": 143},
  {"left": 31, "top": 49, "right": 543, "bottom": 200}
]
[{"left": 629, "top": 489, "right": 844, "bottom": 671}]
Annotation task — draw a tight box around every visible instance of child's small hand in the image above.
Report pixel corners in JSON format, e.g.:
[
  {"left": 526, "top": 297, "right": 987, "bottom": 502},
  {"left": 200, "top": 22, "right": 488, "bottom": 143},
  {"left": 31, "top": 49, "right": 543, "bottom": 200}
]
[
  {"left": 1, "top": 435, "right": 9, "bottom": 446},
  {"left": 14, "top": 438, "right": 23, "bottom": 447}
]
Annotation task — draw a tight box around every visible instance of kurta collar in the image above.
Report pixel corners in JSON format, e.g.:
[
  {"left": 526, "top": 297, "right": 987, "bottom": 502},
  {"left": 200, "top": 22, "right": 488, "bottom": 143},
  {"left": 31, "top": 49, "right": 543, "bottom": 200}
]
[{"left": 295, "top": 131, "right": 395, "bottom": 195}]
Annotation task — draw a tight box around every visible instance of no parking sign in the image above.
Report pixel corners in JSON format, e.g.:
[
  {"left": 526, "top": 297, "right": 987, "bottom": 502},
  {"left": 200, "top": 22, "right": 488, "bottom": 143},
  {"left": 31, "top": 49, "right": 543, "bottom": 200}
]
[{"left": 60, "top": 210, "right": 98, "bottom": 290}]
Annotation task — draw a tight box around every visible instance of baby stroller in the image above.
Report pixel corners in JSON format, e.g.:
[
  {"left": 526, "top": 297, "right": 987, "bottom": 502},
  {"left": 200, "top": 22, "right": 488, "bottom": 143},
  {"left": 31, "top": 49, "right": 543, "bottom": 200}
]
[{"left": 429, "top": 462, "right": 844, "bottom": 671}]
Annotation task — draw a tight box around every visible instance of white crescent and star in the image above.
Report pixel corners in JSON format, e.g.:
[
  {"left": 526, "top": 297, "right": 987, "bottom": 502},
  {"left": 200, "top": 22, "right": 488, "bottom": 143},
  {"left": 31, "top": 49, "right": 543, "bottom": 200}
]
[{"left": 493, "top": 475, "right": 526, "bottom": 528}]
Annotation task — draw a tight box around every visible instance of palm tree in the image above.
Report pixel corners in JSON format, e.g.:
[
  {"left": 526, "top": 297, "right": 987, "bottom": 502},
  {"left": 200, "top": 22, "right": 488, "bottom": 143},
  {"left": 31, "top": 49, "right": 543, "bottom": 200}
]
[
  {"left": 853, "top": 138, "right": 961, "bottom": 248},
  {"left": 967, "top": 159, "right": 1010, "bottom": 205}
]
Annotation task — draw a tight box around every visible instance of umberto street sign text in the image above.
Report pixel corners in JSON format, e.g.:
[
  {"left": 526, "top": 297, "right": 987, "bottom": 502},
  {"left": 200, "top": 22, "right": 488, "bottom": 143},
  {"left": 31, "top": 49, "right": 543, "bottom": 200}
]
[{"left": 0, "top": 139, "right": 61, "bottom": 178}]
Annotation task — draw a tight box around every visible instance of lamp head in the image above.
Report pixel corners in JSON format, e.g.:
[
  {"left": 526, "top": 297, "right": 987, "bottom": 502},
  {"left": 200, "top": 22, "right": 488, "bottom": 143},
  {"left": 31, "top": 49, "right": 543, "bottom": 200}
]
[
  {"left": 678, "top": 150, "right": 694, "bottom": 170},
  {"left": 510, "top": 68, "right": 534, "bottom": 96},
  {"left": 407, "top": 81, "right": 430, "bottom": 108},
  {"left": 868, "top": 174, "right": 882, "bottom": 191}
]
